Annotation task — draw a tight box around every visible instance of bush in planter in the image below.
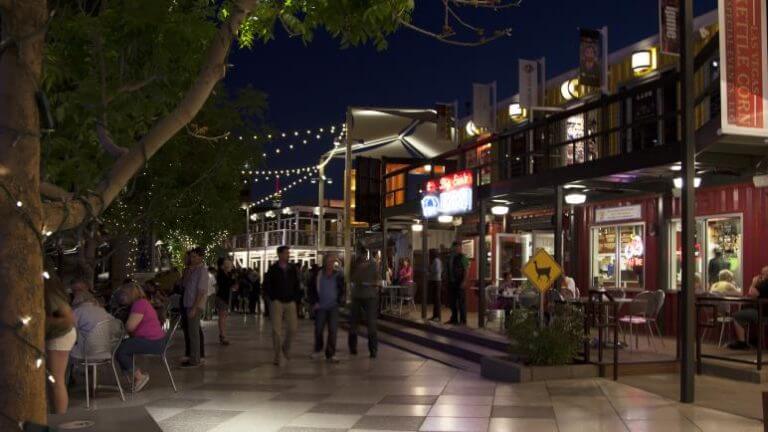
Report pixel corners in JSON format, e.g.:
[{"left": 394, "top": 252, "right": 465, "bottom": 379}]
[{"left": 506, "top": 303, "right": 585, "bottom": 366}]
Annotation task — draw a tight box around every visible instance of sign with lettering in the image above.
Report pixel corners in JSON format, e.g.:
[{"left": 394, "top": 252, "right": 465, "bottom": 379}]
[
  {"left": 718, "top": 0, "right": 768, "bottom": 137},
  {"left": 421, "top": 170, "right": 474, "bottom": 218},
  {"left": 659, "top": 0, "right": 681, "bottom": 56},
  {"left": 594, "top": 204, "right": 643, "bottom": 223}
]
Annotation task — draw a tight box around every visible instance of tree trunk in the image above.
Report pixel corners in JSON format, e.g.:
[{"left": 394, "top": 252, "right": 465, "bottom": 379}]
[
  {"left": 0, "top": 0, "right": 49, "bottom": 428},
  {"left": 109, "top": 235, "right": 130, "bottom": 289}
]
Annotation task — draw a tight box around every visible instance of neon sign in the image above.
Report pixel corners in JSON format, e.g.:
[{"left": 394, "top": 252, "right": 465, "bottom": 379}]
[{"left": 421, "top": 170, "right": 474, "bottom": 218}]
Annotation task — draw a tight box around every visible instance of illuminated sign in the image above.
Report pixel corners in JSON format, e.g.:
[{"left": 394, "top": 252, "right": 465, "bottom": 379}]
[{"left": 421, "top": 170, "right": 474, "bottom": 218}]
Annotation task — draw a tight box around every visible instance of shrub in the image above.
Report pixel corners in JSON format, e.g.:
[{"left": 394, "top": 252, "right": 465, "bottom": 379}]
[{"left": 506, "top": 304, "right": 585, "bottom": 366}]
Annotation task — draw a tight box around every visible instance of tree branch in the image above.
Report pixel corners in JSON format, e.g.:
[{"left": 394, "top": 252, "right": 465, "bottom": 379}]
[
  {"left": 96, "top": 123, "right": 128, "bottom": 158},
  {"left": 449, "top": 0, "right": 522, "bottom": 9},
  {"left": 40, "top": 182, "right": 73, "bottom": 201},
  {"left": 42, "top": 0, "right": 259, "bottom": 231},
  {"left": 105, "top": 75, "right": 159, "bottom": 104},
  {"left": 185, "top": 125, "right": 230, "bottom": 142},
  {"left": 397, "top": 18, "right": 510, "bottom": 47}
]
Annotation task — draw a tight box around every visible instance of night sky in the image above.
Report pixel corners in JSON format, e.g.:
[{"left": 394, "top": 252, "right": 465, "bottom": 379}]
[{"left": 226, "top": 0, "right": 716, "bottom": 206}]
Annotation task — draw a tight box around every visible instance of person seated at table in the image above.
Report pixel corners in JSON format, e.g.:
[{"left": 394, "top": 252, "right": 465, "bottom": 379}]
[
  {"left": 71, "top": 290, "right": 114, "bottom": 358},
  {"left": 559, "top": 275, "right": 577, "bottom": 299},
  {"left": 115, "top": 284, "right": 166, "bottom": 392},
  {"left": 499, "top": 272, "right": 515, "bottom": 295},
  {"left": 694, "top": 273, "right": 704, "bottom": 295},
  {"left": 710, "top": 269, "right": 740, "bottom": 296},
  {"left": 398, "top": 258, "right": 414, "bottom": 285},
  {"left": 728, "top": 266, "right": 768, "bottom": 350}
]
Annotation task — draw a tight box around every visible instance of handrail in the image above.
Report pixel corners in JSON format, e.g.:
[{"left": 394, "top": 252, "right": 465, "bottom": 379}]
[{"left": 587, "top": 289, "right": 620, "bottom": 380}]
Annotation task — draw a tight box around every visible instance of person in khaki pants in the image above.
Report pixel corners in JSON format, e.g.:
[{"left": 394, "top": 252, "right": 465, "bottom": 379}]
[{"left": 263, "top": 245, "right": 301, "bottom": 366}]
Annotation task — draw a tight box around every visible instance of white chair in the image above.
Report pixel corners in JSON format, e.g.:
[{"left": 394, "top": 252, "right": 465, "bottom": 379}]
[
  {"left": 618, "top": 291, "right": 665, "bottom": 350},
  {"left": 70, "top": 319, "right": 126, "bottom": 408},
  {"left": 701, "top": 292, "right": 735, "bottom": 347},
  {"left": 132, "top": 317, "right": 181, "bottom": 393}
]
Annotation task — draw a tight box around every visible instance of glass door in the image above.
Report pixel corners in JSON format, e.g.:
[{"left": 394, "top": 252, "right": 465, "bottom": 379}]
[
  {"left": 591, "top": 224, "right": 645, "bottom": 289},
  {"left": 593, "top": 226, "right": 618, "bottom": 288},
  {"left": 495, "top": 233, "right": 532, "bottom": 283}
]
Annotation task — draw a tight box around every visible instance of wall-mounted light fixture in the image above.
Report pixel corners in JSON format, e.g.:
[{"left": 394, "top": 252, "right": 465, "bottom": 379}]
[
  {"left": 560, "top": 78, "right": 580, "bottom": 101},
  {"left": 423, "top": 164, "right": 432, "bottom": 172},
  {"left": 465, "top": 120, "right": 479, "bottom": 136},
  {"left": 508, "top": 103, "right": 524, "bottom": 119},
  {"left": 631, "top": 48, "right": 657, "bottom": 75},
  {"left": 564, "top": 191, "right": 587, "bottom": 205},
  {"left": 438, "top": 215, "right": 454, "bottom": 224},
  {"left": 490, "top": 205, "right": 509, "bottom": 215},
  {"left": 673, "top": 176, "right": 702, "bottom": 189},
  {"left": 411, "top": 221, "right": 424, "bottom": 232}
]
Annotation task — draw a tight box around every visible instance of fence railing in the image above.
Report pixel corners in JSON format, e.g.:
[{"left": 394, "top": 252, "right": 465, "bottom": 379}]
[{"left": 232, "top": 230, "right": 345, "bottom": 249}]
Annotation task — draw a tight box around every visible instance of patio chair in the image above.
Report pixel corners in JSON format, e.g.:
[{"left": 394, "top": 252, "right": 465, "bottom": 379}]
[
  {"left": 618, "top": 291, "right": 665, "bottom": 350},
  {"left": 700, "top": 291, "right": 735, "bottom": 347},
  {"left": 396, "top": 283, "right": 417, "bottom": 316},
  {"left": 131, "top": 317, "right": 181, "bottom": 393},
  {"left": 484, "top": 286, "right": 507, "bottom": 330},
  {"left": 70, "top": 319, "right": 126, "bottom": 408}
]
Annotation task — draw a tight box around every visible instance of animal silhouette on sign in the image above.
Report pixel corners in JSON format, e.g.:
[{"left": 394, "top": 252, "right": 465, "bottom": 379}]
[{"left": 533, "top": 260, "right": 551, "bottom": 283}]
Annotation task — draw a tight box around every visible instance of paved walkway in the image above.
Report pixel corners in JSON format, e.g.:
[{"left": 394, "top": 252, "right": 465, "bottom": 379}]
[{"left": 51, "top": 314, "right": 764, "bottom": 432}]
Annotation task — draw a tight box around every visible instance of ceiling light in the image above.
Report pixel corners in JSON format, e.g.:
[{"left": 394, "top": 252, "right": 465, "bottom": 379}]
[
  {"left": 411, "top": 222, "right": 424, "bottom": 232},
  {"left": 564, "top": 191, "right": 587, "bottom": 205},
  {"left": 423, "top": 164, "right": 432, "bottom": 172},
  {"left": 438, "top": 215, "right": 454, "bottom": 224},
  {"left": 490, "top": 205, "right": 509, "bottom": 215}
]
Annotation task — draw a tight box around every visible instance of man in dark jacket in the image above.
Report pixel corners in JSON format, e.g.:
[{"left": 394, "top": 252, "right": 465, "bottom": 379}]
[
  {"left": 263, "top": 245, "right": 302, "bottom": 366},
  {"left": 308, "top": 253, "right": 345, "bottom": 362}
]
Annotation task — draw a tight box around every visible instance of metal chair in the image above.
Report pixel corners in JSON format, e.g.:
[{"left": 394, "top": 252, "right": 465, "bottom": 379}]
[
  {"left": 700, "top": 291, "right": 735, "bottom": 347},
  {"left": 70, "top": 319, "right": 126, "bottom": 408},
  {"left": 618, "top": 291, "right": 665, "bottom": 350},
  {"left": 132, "top": 317, "right": 181, "bottom": 393},
  {"left": 396, "top": 283, "right": 417, "bottom": 316}
]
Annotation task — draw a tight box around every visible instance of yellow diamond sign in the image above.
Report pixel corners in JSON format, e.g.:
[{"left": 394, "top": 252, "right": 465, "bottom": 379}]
[{"left": 522, "top": 248, "right": 562, "bottom": 292}]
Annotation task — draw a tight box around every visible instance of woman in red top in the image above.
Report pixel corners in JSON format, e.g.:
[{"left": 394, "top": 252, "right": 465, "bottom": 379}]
[
  {"left": 398, "top": 258, "right": 414, "bottom": 284},
  {"left": 115, "top": 284, "right": 165, "bottom": 392}
]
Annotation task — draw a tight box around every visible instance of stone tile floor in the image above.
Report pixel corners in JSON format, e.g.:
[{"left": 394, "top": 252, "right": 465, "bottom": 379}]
[{"left": 50, "top": 314, "right": 764, "bottom": 432}]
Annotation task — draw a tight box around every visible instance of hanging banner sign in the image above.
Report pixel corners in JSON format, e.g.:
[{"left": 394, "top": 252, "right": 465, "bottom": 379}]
[
  {"left": 579, "top": 28, "right": 603, "bottom": 87},
  {"left": 421, "top": 170, "right": 474, "bottom": 218},
  {"left": 659, "top": 0, "right": 681, "bottom": 56},
  {"left": 718, "top": 0, "right": 768, "bottom": 137},
  {"left": 436, "top": 102, "right": 455, "bottom": 144},
  {"left": 519, "top": 59, "right": 539, "bottom": 108}
]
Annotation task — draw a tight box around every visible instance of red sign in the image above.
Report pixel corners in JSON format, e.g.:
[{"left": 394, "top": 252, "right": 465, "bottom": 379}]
[
  {"left": 719, "top": 0, "right": 768, "bottom": 136},
  {"left": 425, "top": 170, "right": 473, "bottom": 194}
]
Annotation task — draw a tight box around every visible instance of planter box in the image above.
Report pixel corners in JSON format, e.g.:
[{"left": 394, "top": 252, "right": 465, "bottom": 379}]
[{"left": 481, "top": 355, "right": 599, "bottom": 383}]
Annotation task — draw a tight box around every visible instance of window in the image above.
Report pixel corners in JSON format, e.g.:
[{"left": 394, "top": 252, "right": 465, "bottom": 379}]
[
  {"left": 385, "top": 163, "right": 407, "bottom": 207},
  {"left": 591, "top": 224, "right": 645, "bottom": 289},
  {"left": 669, "top": 215, "right": 742, "bottom": 291}
]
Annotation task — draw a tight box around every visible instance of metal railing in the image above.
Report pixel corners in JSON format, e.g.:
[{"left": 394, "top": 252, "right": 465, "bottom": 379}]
[
  {"left": 695, "top": 296, "right": 768, "bottom": 372},
  {"left": 232, "top": 230, "right": 345, "bottom": 249}
]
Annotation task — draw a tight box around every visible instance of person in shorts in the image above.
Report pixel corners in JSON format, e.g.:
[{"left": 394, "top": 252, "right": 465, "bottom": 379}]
[
  {"left": 729, "top": 266, "right": 768, "bottom": 349},
  {"left": 45, "top": 272, "right": 76, "bottom": 414}
]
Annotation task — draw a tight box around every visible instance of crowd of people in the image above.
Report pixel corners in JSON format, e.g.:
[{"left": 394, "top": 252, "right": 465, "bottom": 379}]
[{"left": 41, "top": 244, "right": 387, "bottom": 414}]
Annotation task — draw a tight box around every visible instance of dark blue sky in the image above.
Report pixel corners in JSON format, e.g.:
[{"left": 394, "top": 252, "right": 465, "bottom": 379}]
[{"left": 227, "top": 0, "right": 715, "bottom": 206}]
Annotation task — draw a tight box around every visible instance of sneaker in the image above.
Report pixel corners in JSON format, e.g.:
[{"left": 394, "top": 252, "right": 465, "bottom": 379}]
[
  {"left": 310, "top": 352, "right": 324, "bottom": 360},
  {"left": 180, "top": 361, "right": 201, "bottom": 368},
  {"left": 369, "top": 351, "right": 377, "bottom": 359},
  {"left": 327, "top": 355, "right": 340, "bottom": 363},
  {"left": 219, "top": 336, "right": 230, "bottom": 346},
  {"left": 133, "top": 374, "right": 150, "bottom": 393},
  {"left": 349, "top": 348, "right": 358, "bottom": 356}
]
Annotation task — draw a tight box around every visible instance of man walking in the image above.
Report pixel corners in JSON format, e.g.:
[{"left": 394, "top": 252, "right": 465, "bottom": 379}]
[
  {"left": 348, "top": 246, "right": 380, "bottom": 358},
  {"left": 429, "top": 249, "right": 443, "bottom": 322},
  {"left": 264, "top": 245, "right": 301, "bottom": 366},
  {"left": 446, "top": 241, "right": 469, "bottom": 325},
  {"left": 308, "top": 254, "right": 344, "bottom": 362},
  {"left": 181, "top": 247, "right": 209, "bottom": 367}
]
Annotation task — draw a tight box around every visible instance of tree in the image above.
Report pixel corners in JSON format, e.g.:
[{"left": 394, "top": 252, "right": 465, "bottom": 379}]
[{"left": 0, "top": 0, "right": 518, "bottom": 427}]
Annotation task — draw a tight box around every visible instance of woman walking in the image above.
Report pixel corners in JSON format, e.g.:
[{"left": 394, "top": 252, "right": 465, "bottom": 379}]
[{"left": 45, "top": 273, "right": 76, "bottom": 413}]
